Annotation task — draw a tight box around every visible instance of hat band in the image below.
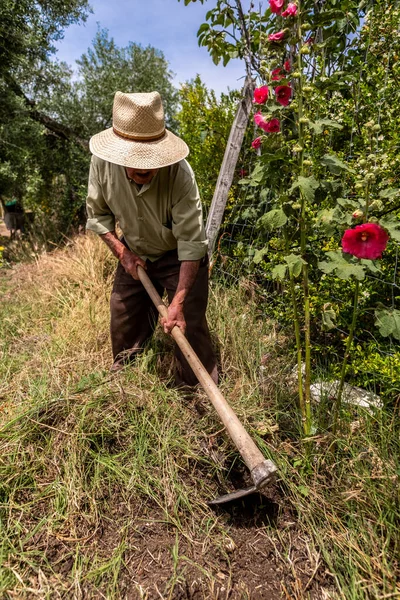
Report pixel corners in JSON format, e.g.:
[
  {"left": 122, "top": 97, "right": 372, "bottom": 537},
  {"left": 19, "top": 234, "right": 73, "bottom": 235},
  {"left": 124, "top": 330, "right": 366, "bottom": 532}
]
[{"left": 112, "top": 126, "right": 166, "bottom": 142}]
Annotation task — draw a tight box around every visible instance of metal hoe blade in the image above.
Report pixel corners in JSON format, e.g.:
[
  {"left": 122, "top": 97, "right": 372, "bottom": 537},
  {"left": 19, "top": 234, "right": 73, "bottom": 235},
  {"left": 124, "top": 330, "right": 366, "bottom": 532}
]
[
  {"left": 207, "top": 485, "right": 258, "bottom": 506},
  {"left": 208, "top": 461, "right": 277, "bottom": 506}
]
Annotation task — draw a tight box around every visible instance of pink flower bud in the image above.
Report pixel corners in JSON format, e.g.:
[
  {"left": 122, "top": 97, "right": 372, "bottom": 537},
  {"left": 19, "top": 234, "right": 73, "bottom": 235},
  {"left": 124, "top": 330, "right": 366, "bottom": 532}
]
[
  {"left": 268, "top": 30, "right": 286, "bottom": 42},
  {"left": 282, "top": 3, "right": 298, "bottom": 17}
]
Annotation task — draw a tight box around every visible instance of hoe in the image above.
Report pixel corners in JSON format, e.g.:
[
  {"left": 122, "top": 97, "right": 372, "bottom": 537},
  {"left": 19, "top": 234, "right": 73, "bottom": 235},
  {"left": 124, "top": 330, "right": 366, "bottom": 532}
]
[{"left": 138, "top": 265, "right": 277, "bottom": 505}]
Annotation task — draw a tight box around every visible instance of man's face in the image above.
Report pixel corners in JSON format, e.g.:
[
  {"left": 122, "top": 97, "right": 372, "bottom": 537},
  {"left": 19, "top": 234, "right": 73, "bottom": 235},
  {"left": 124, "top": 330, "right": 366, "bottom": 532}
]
[{"left": 125, "top": 167, "right": 159, "bottom": 185}]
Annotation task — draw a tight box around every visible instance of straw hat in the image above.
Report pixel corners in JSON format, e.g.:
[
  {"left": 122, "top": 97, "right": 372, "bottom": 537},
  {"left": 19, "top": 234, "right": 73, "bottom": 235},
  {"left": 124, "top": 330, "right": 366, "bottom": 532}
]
[{"left": 89, "top": 91, "right": 189, "bottom": 169}]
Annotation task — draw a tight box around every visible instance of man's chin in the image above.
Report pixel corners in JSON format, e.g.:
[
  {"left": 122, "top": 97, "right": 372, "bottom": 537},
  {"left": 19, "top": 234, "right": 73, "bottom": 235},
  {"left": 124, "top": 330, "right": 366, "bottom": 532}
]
[{"left": 135, "top": 174, "right": 151, "bottom": 183}]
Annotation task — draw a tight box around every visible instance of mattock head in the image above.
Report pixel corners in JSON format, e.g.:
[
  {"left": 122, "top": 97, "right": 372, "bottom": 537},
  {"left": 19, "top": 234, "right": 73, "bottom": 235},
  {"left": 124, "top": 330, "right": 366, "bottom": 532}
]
[
  {"left": 208, "top": 484, "right": 259, "bottom": 506},
  {"left": 208, "top": 459, "right": 277, "bottom": 506}
]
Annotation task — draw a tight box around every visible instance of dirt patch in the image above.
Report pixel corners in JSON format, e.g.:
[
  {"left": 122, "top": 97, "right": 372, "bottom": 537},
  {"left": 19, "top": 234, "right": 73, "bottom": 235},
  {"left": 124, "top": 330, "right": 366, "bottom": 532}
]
[{"left": 13, "top": 485, "right": 335, "bottom": 600}]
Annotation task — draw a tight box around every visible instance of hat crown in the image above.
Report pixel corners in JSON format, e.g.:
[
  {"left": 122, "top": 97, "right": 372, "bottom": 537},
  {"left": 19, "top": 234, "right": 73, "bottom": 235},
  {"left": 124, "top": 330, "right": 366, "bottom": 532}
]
[{"left": 113, "top": 91, "right": 165, "bottom": 140}]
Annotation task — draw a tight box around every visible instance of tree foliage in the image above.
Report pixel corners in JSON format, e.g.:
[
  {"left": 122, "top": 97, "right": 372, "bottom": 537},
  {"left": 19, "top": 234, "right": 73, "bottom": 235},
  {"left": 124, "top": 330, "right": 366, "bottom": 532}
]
[
  {"left": 0, "top": 0, "right": 90, "bottom": 76},
  {"left": 175, "top": 75, "right": 242, "bottom": 207},
  {"left": 0, "top": 10, "right": 179, "bottom": 236}
]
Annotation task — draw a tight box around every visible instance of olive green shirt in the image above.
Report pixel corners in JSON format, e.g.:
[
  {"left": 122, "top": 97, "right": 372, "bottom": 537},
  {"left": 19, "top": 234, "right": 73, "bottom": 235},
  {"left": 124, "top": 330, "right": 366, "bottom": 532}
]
[{"left": 86, "top": 156, "right": 208, "bottom": 261}]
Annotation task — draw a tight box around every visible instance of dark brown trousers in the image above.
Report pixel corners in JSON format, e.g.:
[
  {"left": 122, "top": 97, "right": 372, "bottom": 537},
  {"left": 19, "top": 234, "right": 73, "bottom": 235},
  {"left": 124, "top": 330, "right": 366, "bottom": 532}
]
[{"left": 110, "top": 249, "right": 217, "bottom": 386}]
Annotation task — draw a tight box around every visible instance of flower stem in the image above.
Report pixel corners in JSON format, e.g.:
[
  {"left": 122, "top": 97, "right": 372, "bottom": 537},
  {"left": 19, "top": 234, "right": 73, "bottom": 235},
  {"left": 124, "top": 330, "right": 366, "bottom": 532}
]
[
  {"left": 364, "top": 183, "right": 370, "bottom": 222},
  {"left": 332, "top": 279, "right": 360, "bottom": 434},
  {"left": 296, "top": 0, "right": 312, "bottom": 436},
  {"left": 284, "top": 227, "right": 306, "bottom": 432},
  {"left": 289, "top": 274, "right": 307, "bottom": 432}
]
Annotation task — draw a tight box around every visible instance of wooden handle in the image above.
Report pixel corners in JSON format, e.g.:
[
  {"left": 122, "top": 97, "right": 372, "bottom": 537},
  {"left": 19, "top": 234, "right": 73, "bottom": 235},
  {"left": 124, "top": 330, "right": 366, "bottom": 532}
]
[{"left": 137, "top": 266, "right": 277, "bottom": 487}]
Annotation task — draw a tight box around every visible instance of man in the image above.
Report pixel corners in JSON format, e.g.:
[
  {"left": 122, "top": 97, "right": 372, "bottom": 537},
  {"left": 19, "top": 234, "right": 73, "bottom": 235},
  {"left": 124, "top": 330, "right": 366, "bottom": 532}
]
[{"left": 86, "top": 91, "right": 217, "bottom": 386}]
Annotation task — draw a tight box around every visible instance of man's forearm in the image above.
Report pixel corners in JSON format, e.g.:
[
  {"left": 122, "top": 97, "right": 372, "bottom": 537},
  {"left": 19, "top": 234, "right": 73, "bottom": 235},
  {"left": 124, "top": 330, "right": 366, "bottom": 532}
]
[
  {"left": 172, "top": 259, "right": 201, "bottom": 306},
  {"left": 100, "top": 231, "right": 126, "bottom": 260},
  {"left": 99, "top": 231, "right": 146, "bottom": 280}
]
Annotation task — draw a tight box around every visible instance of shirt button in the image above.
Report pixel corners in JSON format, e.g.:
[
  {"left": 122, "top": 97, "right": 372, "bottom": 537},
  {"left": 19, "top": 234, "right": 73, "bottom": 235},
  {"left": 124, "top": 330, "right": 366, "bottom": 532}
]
[
  {"left": 138, "top": 216, "right": 144, "bottom": 221},
  {"left": 139, "top": 237, "right": 144, "bottom": 241}
]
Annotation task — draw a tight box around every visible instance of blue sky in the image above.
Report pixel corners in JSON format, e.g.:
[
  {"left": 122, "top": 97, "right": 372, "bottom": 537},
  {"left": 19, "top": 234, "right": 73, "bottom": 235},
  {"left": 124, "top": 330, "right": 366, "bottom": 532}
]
[{"left": 54, "top": 0, "right": 249, "bottom": 95}]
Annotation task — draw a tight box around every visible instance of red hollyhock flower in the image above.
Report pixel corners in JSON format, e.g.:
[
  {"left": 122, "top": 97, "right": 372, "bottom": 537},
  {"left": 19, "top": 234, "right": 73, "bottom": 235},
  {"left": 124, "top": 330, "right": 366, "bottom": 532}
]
[
  {"left": 282, "top": 3, "right": 298, "bottom": 16},
  {"left": 254, "top": 112, "right": 281, "bottom": 133},
  {"left": 268, "top": 30, "right": 285, "bottom": 42},
  {"left": 264, "top": 118, "right": 281, "bottom": 133},
  {"left": 284, "top": 60, "right": 291, "bottom": 72},
  {"left": 269, "top": 0, "right": 284, "bottom": 14},
  {"left": 271, "top": 68, "right": 284, "bottom": 81},
  {"left": 252, "top": 137, "right": 262, "bottom": 149},
  {"left": 342, "top": 223, "right": 389, "bottom": 260},
  {"left": 254, "top": 111, "right": 265, "bottom": 128},
  {"left": 253, "top": 85, "right": 269, "bottom": 104},
  {"left": 275, "top": 85, "right": 292, "bottom": 106}
]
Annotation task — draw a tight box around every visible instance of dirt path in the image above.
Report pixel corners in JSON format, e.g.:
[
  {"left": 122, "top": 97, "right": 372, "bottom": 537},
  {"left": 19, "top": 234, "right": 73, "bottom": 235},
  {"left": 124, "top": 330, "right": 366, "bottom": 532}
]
[{"left": 0, "top": 218, "right": 10, "bottom": 243}]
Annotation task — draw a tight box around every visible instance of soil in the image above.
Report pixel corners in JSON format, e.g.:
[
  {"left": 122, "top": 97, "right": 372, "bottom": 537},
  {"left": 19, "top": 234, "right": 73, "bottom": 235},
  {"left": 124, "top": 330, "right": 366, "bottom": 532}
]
[{"left": 20, "top": 480, "right": 335, "bottom": 600}]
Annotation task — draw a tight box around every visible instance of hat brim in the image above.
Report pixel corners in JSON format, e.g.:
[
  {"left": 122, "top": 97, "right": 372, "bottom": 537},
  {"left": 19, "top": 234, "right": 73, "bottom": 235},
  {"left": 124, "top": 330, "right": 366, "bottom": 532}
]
[{"left": 89, "top": 128, "right": 189, "bottom": 169}]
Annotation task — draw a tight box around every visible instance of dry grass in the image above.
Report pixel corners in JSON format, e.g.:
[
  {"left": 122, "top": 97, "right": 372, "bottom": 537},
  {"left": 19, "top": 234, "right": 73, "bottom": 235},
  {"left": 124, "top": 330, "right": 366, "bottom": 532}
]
[{"left": 0, "top": 233, "right": 399, "bottom": 599}]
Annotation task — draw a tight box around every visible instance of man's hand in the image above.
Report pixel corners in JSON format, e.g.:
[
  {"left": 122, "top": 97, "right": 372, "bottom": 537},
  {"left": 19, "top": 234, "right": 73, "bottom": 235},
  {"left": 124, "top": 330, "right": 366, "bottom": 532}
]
[
  {"left": 100, "top": 231, "right": 146, "bottom": 280},
  {"left": 119, "top": 247, "right": 147, "bottom": 280},
  {"left": 161, "top": 300, "right": 186, "bottom": 334},
  {"left": 160, "top": 259, "right": 201, "bottom": 335}
]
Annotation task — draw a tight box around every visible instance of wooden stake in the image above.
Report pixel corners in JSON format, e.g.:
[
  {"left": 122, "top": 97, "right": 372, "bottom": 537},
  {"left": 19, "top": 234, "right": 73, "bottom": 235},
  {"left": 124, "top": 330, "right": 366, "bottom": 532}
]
[{"left": 205, "top": 76, "right": 255, "bottom": 257}]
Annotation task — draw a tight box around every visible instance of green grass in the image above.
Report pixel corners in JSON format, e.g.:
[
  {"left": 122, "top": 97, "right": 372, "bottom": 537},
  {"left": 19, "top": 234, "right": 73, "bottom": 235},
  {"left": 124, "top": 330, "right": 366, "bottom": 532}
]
[{"left": 0, "top": 234, "right": 399, "bottom": 599}]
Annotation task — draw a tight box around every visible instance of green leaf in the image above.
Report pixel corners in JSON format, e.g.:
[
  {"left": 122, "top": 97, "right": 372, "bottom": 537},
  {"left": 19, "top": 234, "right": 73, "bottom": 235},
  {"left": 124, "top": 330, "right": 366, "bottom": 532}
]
[
  {"left": 249, "top": 162, "right": 265, "bottom": 185},
  {"left": 299, "top": 485, "right": 310, "bottom": 497},
  {"left": 316, "top": 208, "right": 335, "bottom": 224},
  {"left": 271, "top": 264, "right": 287, "bottom": 279},
  {"left": 318, "top": 251, "right": 366, "bottom": 280},
  {"left": 284, "top": 253, "right": 306, "bottom": 277},
  {"left": 337, "top": 197, "right": 359, "bottom": 209},
  {"left": 253, "top": 247, "right": 269, "bottom": 264},
  {"left": 374, "top": 308, "right": 400, "bottom": 341},
  {"left": 197, "top": 23, "right": 210, "bottom": 34},
  {"left": 289, "top": 176, "right": 319, "bottom": 203},
  {"left": 322, "top": 304, "right": 336, "bottom": 331},
  {"left": 321, "top": 154, "right": 355, "bottom": 174},
  {"left": 361, "top": 259, "right": 381, "bottom": 274},
  {"left": 257, "top": 208, "right": 287, "bottom": 231},
  {"left": 241, "top": 207, "right": 258, "bottom": 220},
  {"left": 380, "top": 216, "right": 400, "bottom": 242},
  {"left": 261, "top": 151, "right": 286, "bottom": 162},
  {"left": 309, "top": 118, "right": 343, "bottom": 135},
  {"left": 379, "top": 188, "right": 399, "bottom": 199}
]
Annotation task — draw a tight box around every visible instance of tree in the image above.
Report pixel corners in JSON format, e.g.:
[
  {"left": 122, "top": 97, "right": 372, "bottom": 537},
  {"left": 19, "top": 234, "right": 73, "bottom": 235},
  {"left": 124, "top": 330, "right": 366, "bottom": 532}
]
[
  {"left": 175, "top": 76, "right": 242, "bottom": 208},
  {"left": 0, "top": 0, "right": 90, "bottom": 206},
  {"left": 37, "top": 29, "right": 179, "bottom": 140},
  {"left": 1, "top": 19, "right": 180, "bottom": 237},
  {"left": 0, "top": 0, "right": 90, "bottom": 76}
]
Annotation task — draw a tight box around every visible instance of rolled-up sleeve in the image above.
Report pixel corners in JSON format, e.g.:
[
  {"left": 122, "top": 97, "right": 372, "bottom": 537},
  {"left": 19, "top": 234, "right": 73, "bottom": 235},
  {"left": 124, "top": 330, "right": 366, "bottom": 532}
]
[
  {"left": 172, "top": 165, "right": 208, "bottom": 261},
  {"left": 86, "top": 158, "right": 115, "bottom": 235}
]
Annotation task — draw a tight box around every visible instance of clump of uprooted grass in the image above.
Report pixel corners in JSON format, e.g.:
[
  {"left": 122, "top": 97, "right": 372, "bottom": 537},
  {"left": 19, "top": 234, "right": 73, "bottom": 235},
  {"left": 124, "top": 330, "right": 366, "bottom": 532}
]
[{"left": 0, "top": 233, "right": 399, "bottom": 599}]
